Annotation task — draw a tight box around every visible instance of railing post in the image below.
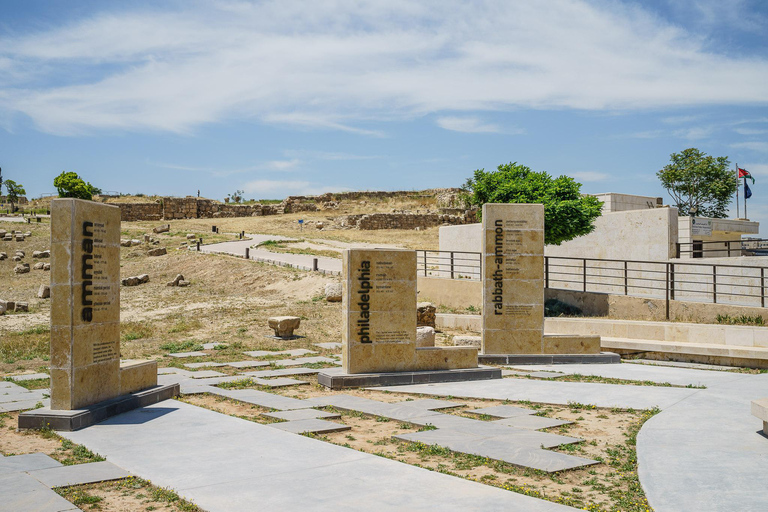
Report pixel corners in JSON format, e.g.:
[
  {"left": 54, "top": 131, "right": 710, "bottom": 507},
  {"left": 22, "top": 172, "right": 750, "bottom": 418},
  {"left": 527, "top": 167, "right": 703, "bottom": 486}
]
[
  {"left": 762, "top": 268, "right": 765, "bottom": 308},
  {"left": 545, "top": 257, "right": 549, "bottom": 289},
  {"left": 624, "top": 261, "right": 628, "bottom": 295},
  {"left": 665, "top": 262, "right": 670, "bottom": 320},
  {"left": 450, "top": 251, "right": 455, "bottom": 279},
  {"left": 676, "top": 243, "right": 681, "bottom": 259},
  {"left": 313, "top": 258, "right": 318, "bottom": 271},
  {"left": 713, "top": 265, "right": 717, "bottom": 304},
  {"left": 245, "top": 247, "right": 249, "bottom": 259},
  {"left": 670, "top": 263, "right": 675, "bottom": 300},
  {"left": 423, "top": 251, "right": 428, "bottom": 277},
  {"left": 583, "top": 258, "right": 587, "bottom": 292},
  {"left": 727, "top": 241, "right": 731, "bottom": 258}
]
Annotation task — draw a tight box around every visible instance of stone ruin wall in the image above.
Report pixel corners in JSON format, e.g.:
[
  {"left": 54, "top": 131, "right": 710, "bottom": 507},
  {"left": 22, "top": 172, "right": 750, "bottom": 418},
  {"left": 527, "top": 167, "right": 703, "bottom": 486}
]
[
  {"left": 117, "top": 197, "right": 282, "bottom": 221},
  {"left": 342, "top": 211, "right": 476, "bottom": 230}
]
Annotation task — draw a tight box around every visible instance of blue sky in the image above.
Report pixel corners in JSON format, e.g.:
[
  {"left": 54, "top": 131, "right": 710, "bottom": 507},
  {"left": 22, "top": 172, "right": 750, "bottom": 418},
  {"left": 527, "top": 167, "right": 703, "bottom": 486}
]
[{"left": 1, "top": 1, "right": 767, "bottom": 230}]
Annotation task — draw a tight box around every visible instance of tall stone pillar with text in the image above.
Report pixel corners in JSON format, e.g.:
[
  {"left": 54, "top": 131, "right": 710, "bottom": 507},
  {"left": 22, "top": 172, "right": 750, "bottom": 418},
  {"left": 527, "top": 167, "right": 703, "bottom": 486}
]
[
  {"left": 50, "top": 199, "right": 123, "bottom": 410},
  {"left": 481, "top": 203, "right": 545, "bottom": 354}
]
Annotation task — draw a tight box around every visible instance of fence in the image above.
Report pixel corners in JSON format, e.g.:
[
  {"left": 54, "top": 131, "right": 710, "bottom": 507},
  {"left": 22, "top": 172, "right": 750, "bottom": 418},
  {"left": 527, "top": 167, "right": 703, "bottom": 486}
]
[
  {"left": 416, "top": 250, "right": 768, "bottom": 312},
  {"left": 676, "top": 238, "right": 768, "bottom": 258}
]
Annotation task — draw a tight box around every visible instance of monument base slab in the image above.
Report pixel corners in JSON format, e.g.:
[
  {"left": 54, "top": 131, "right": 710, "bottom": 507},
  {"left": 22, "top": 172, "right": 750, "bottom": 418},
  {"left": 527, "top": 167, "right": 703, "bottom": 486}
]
[
  {"left": 318, "top": 366, "right": 501, "bottom": 390},
  {"left": 18, "top": 383, "right": 179, "bottom": 431},
  {"left": 478, "top": 352, "right": 620, "bottom": 365}
]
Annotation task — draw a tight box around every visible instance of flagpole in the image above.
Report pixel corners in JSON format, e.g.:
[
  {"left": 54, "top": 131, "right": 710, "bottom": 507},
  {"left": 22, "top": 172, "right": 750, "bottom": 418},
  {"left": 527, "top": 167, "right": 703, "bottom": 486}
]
[
  {"left": 744, "top": 176, "right": 748, "bottom": 220},
  {"left": 736, "top": 163, "right": 740, "bottom": 218}
]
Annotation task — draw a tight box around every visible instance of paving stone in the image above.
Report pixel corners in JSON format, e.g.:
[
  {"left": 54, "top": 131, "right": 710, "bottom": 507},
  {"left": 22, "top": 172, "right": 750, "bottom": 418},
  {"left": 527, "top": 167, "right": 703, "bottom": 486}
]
[
  {"left": 226, "top": 361, "right": 271, "bottom": 369},
  {"left": 394, "top": 430, "right": 597, "bottom": 472},
  {"left": 313, "top": 342, "right": 342, "bottom": 350},
  {"left": 188, "top": 370, "right": 227, "bottom": 379},
  {"left": 502, "top": 369, "right": 528, "bottom": 377},
  {"left": 213, "top": 388, "right": 310, "bottom": 410},
  {"left": 0, "top": 472, "right": 79, "bottom": 512},
  {"left": 8, "top": 373, "right": 49, "bottom": 382},
  {"left": 401, "top": 398, "right": 463, "bottom": 410},
  {"left": 466, "top": 405, "right": 538, "bottom": 418},
  {"left": 267, "top": 418, "right": 351, "bottom": 434},
  {"left": 243, "top": 349, "right": 317, "bottom": 358},
  {"left": 184, "top": 362, "right": 227, "bottom": 369},
  {"left": 240, "top": 368, "right": 320, "bottom": 378},
  {"left": 527, "top": 371, "right": 569, "bottom": 379},
  {"left": 202, "top": 343, "right": 228, "bottom": 350},
  {"left": 494, "top": 416, "right": 573, "bottom": 430},
  {"left": 28, "top": 461, "right": 131, "bottom": 488},
  {"left": 262, "top": 409, "right": 342, "bottom": 421},
  {"left": 304, "top": 395, "right": 442, "bottom": 422},
  {"left": 0, "top": 453, "right": 62, "bottom": 475},
  {"left": 168, "top": 351, "right": 208, "bottom": 358},
  {"left": 1, "top": 398, "right": 50, "bottom": 412},
  {"left": 157, "top": 367, "right": 192, "bottom": 376},
  {"left": 253, "top": 377, "right": 309, "bottom": 388},
  {"left": 272, "top": 356, "right": 337, "bottom": 367}
]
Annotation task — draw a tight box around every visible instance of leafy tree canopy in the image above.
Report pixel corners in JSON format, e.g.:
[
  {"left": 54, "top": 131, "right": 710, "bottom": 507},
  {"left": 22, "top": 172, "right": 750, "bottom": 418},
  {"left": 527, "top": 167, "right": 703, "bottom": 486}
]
[
  {"left": 656, "top": 148, "right": 737, "bottom": 218},
  {"left": 463, "top": 162, "right": 603, "bottom": 245},
  {"left": 53, "top": 171, "right": 100, "bottom": 200},
  {"left": 4, "top": 179, "right": 25, "bottom": 211}
]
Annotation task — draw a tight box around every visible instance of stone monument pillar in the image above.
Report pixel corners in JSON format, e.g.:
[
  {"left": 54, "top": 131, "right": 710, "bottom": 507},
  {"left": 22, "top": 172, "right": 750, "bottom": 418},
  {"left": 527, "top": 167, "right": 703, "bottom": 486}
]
[
  {"left": 481, "top": 203, "right": 545, "bottom": 355},
  {"left": 50, "top": 199, "right": 122, "bottom": 409}
]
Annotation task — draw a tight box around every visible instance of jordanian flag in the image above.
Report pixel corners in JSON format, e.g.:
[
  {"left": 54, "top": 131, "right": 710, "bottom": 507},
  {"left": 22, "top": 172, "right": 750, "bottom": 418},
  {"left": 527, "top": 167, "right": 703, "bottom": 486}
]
[{"left": 739, "top": 167, "right": 756, "bottom": 184}]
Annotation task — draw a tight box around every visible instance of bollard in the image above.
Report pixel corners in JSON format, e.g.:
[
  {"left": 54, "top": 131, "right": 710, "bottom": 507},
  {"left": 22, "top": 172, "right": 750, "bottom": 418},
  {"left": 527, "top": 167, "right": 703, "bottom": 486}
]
[
  {"left": 199, "top": 237, "right": 203, "bottom": 245},
  {"left": 37, "top": 217, "right": 41, "bottom": 223},
  {"left": 212, "top": 225, "right": 216, "bottom": 233},
  {"left": 245, "top": 247, "right": 250, "bottom": 259},
  {"left": 216, "top": 228, "right": 219, "bottom": 234},
  {"left": 241, "top": 231, "right": 244, "bottom": 238},
  {"left": 312, "top": 258, "right": 318, "bottom": 271},
  {"left": 197, "top": 241, "right": 200, "bottom": 251}
]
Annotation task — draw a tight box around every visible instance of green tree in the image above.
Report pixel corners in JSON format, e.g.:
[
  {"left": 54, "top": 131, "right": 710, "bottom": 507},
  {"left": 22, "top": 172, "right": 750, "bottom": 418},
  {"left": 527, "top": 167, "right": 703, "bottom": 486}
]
[
  {"left": 53, "top": 171, "right": 100, "bottom": 200},
  {"left": 4, "top": 180, "right": 25, "bottom": 212},
  {"left": 656, "top": 148, "right": 737, "bottom": 218},
  {"left": 463, "top": 162, "right": 603, "bottom": 245}
]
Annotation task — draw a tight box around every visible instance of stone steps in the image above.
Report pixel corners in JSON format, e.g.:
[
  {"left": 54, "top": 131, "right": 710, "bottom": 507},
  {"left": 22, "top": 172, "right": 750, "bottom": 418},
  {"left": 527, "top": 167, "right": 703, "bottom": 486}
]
[{"left": 600, "top": 337, "right": 768, "bottom": 368}]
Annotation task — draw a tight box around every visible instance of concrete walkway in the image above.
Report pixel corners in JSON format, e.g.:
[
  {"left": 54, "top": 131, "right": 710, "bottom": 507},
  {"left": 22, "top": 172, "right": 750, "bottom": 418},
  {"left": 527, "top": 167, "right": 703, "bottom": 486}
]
[
  {"left": 199, "top": 234, "right": 342, "bottom": 274},
  {"left": 380, "top": 366, "right": 768, "bottom": 512},
  {"left": 61, "top": 400, "right": 578, "bottom": 511}
]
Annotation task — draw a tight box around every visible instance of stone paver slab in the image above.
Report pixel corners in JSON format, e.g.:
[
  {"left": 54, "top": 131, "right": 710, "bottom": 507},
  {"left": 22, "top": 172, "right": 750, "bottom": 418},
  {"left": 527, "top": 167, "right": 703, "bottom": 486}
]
[
  {"left": 1, "top": 398, "right": 50, "bottom": 412},
  {"left": 61, "top": 400, "right": 578, "bottom": 510},
  {"left": 240, "top": 368, "right": 319, "bottom": 378},
  {"left": 254, "top": 377, "right": 308, "bottom": 388},
  {"left": 184, "top": 362, "right": 226, "bottom": 369},
  {"left": 8, "top": 373, "right": 49, "bottom": 382},
  {"left": 267, "top": 418, "right": 351, "bottom": 434},
  {"left": 401, "top": 398, "right": 462, "bottom": 410},
  {"left": 28, "top": 461, "right": 131, "bottom": 488},
  {"left": 494, "top": 416, "right": 572, "bottom": 430},
  {"left": 313, "top": 342, "right": 342, "bottom": 350},
  {"left": 395, "top": 430, "right": 597, "bottom": 472},
  {"left": 214, "top": 388, "right": 310, "bottom": 410},
  {"left": 272, "top": 356, "right": 336, "bottom": 367},
  {"left": 466, "top": 405, "right": 538, "bottom": 418},
  {"left": 188, "top": 370, "right": 227, "bottom": 379},
  {"left": 168, "top": 351, "right": 208, "bottom": 358},
  {"left": 226, "top": 361, "right": 270, "bottom": 369},
  {"left": 0, "top": 453, "right": 62, "bottom": 475},
  {"left": 202, "top": 343, "right": 227, "bottom": 350},
  {"left": 243, "top": 349, "right": 317, "bottom": 358},
  {"left": 262, "top": 409, "right": 341, "bottom": 421},
  {"left": 0, "top": 472, "right": 79, "bottom": 512}
]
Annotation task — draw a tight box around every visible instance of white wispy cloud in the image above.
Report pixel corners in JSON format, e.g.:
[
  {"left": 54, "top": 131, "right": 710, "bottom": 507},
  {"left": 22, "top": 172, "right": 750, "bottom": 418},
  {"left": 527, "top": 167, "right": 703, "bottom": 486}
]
[
  {"left": 148, "top": 158, "right": 301, "bottom": 176},
  {"left": 1, "top": 1, "right": 768, "bottom": 135},
  {"left": 241, "top": 179, "right": 350, "bottom": 196},
  {"left": 734, "top": 127, "right": 768, "bottom": 136},
  {"left": 673, "top": 126, "right": 714, "bottom": 140},
  {"left": 435, "top": 116, "right": 504, "bottom": 134},
  {"left": 732, "top": 142, "right": 768, "bottom": 153}
]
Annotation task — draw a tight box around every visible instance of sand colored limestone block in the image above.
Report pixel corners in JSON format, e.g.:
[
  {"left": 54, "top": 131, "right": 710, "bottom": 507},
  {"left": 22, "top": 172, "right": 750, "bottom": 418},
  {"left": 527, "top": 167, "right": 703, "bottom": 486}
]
[
  {"left": 269, "top": 316, "right": 302, "bottom": 338},
  {"left": 342, "top": 248, "right": 477, "bottom": 374},
  {"left": 120, "top": 360, "right": 158, "bottom": 395},
  {"left": 50, "top": 199, "right": 122, "bottom": 410},
  {"left": 481, "top": 203, "right": 545, "bottom": 355},
  {"left": 542, "top": 335, "right": 600, "bottom": 355},
  {"left": 416, "top": 326, "right": 435, "bottom": 347}
]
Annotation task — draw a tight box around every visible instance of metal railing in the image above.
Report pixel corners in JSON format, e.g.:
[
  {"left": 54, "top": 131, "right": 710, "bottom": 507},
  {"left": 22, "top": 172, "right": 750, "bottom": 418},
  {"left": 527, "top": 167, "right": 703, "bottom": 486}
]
[
  {"left": 416, "top": 250, "right": 768, "bottom": 314},
  {"left": 676, "top": 238, "right": 768, "bottom": 258},
  {"left": 415, "top": 250, "right": 481, "bottom": 280}
]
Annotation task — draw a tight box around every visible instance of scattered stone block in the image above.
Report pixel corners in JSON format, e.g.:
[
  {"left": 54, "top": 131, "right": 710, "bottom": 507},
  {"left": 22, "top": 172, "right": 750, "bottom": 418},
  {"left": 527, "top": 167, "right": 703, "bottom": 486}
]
[
  {"left": 144, "top": 234, "right": 151, "bottom": 243},
  {"left": 37, "top": 285, "right": 50, "bottom": 299},
  {"left": 24, "top": 231, "right": 31, "bottom": 237},
  {"left": 32, "top": 250, "right": 42, "bottom": 258},
  {"left": 15, "top": 233, "right": 24, "bottom": 242},
  {"left": 166, "top": 274, "right": 185, "bottom": 287},
  {"left": 186, "top": 234, "right": 197, "bottom": 240},
  {"left": 120, "top": 239, "right": 132, "bottom": 247},
  {"left": 417, "top": 302, "right": 436, "bottom": 328},
  {"left": 15, "top": 302, "right": 28, "bottom": 312},
  {"left": 0, "top": 252, "right": 6, "bottom": 260},
  {"left": 1, "top": 300, "right": 16, "bottom": 312},
  {"left": 137, "top": 274, "right": 150, "bottom": 284},
  {"left": 752, "top": 398, "right": 768, "bottom": 436},
  {"left": 153, "top": 224, "right": 170, "bottom": 234},
  {"left": 416, "top": 326, "right": 436, "bottom": 347},
  {"left": 13, "top": 263, "right": 30, "bottom": 274},
  {"left": 0, "top": 302, "right": 6, "bottom": 315},
  {"left": 453, "top": 335, "right": 481, "bottom": 348},
  {"left": 177, "top": 280, "right": 190, "bottom": 286},
  {"left": 325, "top": 282, "right": 342, "bottom": 302},
  {"left": 268, "top": 316, "right": 301, "bottom": 338},
  {"left": 43, "top": 263, "right": 50, "bottom": 271},
  {"left": 33, "top": 262, "right": 45, "bottom": 270},
  {"left": 147, "top": 247, "right": 167, "bottom": 256},
  {"left": 12, "top": 255, "right": 22, "bottom": 262}
]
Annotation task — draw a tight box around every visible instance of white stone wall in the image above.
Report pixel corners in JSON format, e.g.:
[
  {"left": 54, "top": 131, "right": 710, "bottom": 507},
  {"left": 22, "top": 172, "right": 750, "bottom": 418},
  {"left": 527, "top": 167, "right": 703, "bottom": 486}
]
[{"left": 592, "top": 193, "right": 661, "bottom": 213}]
